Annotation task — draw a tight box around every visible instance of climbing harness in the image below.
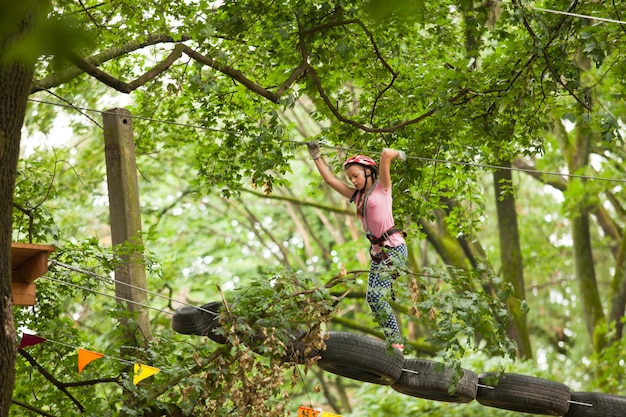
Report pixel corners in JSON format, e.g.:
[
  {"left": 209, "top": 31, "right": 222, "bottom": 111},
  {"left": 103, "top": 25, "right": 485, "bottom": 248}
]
[
  {"left": 358, "top": 179, "right": 406, "bottom": 263},
  {"left": 366, "top": 228, "right": 407, "bottom": 246}
]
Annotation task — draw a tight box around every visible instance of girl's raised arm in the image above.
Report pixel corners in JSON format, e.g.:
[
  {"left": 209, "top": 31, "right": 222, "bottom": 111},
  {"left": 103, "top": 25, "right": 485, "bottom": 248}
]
[
  {"left": 379, "top": 148, "right": 406, "bottom": 189},
  {"left": 308, "top": 141, "right": 354, "bottom": 199}
]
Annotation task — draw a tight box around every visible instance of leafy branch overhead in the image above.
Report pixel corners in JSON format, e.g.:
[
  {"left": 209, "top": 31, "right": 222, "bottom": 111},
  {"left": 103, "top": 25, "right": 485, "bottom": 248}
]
[
  {"left": 4, "top": 0, "right": 626, "bottom": 416},
  {"left": 36, "top": 28, "right": 468, "bottom": 133}
]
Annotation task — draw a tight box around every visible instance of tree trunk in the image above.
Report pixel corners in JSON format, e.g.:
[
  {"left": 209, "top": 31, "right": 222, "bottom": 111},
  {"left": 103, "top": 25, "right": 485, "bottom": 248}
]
[
  {"left": 0, "top": 4, "right": 38, "bottom": 415},
  {"left": 554, "top": 112, "right": 605, "bottom": 350},
  {"left": 608, "top": 228, "right": 626, "bottom": 341},
  {"left": 493, "top": 162, "right": 532, "bottom": 359},
  {"left": 572, "top": 209, "right": 605, "bottom": 348}
]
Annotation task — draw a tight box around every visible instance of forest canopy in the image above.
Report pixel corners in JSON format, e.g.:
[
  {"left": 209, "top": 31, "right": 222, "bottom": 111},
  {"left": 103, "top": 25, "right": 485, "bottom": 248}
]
[{"left": 2, "top": 0, "right": 626, "bottom": 416}]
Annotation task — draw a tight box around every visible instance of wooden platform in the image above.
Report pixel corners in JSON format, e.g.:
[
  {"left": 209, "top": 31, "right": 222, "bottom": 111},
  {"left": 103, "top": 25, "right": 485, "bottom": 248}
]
[{"left": 11, "top": 242, "right": 55, "bottom": 306}]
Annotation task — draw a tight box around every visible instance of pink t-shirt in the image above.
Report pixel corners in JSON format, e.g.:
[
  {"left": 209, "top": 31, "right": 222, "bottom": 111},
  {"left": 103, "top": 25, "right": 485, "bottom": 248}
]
[{"left": 354, "top": 182, "right": 405, "bottom": 252}]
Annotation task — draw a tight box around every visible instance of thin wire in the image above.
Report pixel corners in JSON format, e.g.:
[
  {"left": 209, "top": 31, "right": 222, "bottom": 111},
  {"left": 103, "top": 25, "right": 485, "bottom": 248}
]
[
  {"left": 51, "top": 260, "right": 219, "bottom": 316},
  {"left": 27, "top": 98, "right": 240, "bottom": 135},
  {"left": 28, "top": 335, "right": 194, "bottom": 375},
  {"left": 495, "top": 0, "right": 626, "bottom": 25},
  {"left": 530, "top": 6, "right": 626, "bottom": 25},
  {"left": 41, "top": 337, "right": 135, "bottom": 366},
  {"left": 39, "top": 275, "right": 175, "bottom": 316},
  {"left": 320, "top": 142, "right": 626, "bottom": 184},
  {"left": 28, "top": 98, "right": 626, "bottom": 185}
]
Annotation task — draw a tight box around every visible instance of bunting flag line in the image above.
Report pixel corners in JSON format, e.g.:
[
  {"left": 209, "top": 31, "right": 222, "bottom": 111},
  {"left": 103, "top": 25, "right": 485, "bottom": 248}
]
[
  {"left": 18, "top": 333, "right": 47, "bottom": 350},
  {"left": 297, "top": 406, "right": 342, "bottom": 417},
  {"left": 78, "top": 348, "right": 104, "bottom": 374},
  {"left": 133, "top": 363, "right": 160, "bottom": 384},
  {"left": 17, "top": 332, "right": 329, "bottom": 410},
  {"left": 17, "top": 334, "right": 162, "bottom": 383}
]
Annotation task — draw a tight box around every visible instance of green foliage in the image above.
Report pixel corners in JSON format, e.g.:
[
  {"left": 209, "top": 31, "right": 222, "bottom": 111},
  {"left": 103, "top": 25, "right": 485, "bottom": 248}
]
[
  {"left": 586, "top": 321, "right": 626, "bottom": 394},
  {"left": 409, "top": 264, "right": 517, "bottom": 378},
  {"left": 8, "top": 0, "right": 626, "bottom": 415}
]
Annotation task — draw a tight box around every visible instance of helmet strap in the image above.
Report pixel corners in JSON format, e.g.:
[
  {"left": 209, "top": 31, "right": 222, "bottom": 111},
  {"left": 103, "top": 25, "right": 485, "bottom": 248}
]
[
  {"left": 349, "top": 189, "right": 359, "bottom": 203},
  {"left": 363, "top": 167, "right": 369, "bottom": 190}
]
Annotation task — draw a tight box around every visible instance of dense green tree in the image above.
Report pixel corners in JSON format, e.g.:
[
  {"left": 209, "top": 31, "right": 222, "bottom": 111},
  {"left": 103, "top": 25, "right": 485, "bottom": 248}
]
[{"left": 2, "top": 0, "right": 626, "bottom": 415}]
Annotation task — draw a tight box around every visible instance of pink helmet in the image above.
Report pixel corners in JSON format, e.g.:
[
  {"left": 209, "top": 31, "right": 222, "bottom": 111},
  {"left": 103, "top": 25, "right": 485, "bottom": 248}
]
[{"left": 344, "top": 155, "right": 377, "bottom": 169}]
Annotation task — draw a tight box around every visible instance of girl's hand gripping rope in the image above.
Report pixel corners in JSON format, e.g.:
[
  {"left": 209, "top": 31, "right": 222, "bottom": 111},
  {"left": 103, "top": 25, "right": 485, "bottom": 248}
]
[
  {"left": 383, "top": 147, "right": 406, "bottom": 162},
  {"left": 307, "top": 141, "right": 321, "bottom": 160}
]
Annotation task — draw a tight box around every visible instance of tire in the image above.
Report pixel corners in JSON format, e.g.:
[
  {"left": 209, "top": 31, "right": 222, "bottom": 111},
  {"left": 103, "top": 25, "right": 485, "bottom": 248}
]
[
  {"left": 476, "top": 372, "right": 571, "bottom": 415},
  {"left": 565, "top": 392, "right": 626, "bottom": 417},
  {"left": 317, "top": 332, "right": 404, "bottom": 385},
  {"left": 171, "top": 302, "right": 227, "bottom": 344},
  {"left": 391, "top": 358, "right": 478, "bottom": 403}
]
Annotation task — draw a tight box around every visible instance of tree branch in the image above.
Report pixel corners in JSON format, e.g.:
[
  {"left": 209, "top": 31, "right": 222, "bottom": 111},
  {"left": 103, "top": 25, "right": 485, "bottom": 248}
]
[
  {"left": 18, "top": 350, "right": 85, "bottom": 412},
  {"left": 300, "top": 18, "right": 399, "bottom": 123},
  {"left": 516, "top": 0, "right": 591, "bottom": 111},
  {"left": 11, "top": 400, "right": 56, "bottom": 417},
  {"left": 34, "top": 26, "right": 462, "bottom": 134},
  {"left": 31, "top": 34, "right": 189, "bottom": 93},
  {"left": 68, "top": 44, "right": 185, "bottom": 93},
  {"left": 179, "top": 44, "right": 285, "bottom": 103},
  {"left": 240, "top": 187, "right": 352, "bottom": 215}
]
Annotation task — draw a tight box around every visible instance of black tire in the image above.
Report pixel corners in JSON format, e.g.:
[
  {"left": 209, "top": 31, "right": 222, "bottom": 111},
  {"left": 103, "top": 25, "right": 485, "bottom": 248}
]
[
  {"left": 171, "top": 302, "right": 227, "bottom": 344},
  {"left": 317, "top": 332, "right": 404, "bottom": 385},
  {"left": 565, "top": 392, "right": 626, "bottom": 417},
  {"left": 391, "top": 358, "right": 478, "bottom": 403},
  {"left": 477, "top": 372, "right": 571, "bottom": 415}
]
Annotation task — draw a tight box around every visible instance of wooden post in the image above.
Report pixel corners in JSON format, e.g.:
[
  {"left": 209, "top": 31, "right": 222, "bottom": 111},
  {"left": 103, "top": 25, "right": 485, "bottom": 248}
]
[{"left": 103, "top": 108, "right": 151, "bottom": 343}]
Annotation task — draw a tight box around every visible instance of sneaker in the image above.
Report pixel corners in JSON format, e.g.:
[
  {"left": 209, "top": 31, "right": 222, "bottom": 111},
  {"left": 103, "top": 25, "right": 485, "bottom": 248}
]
[{"left": 392, "top": 343, "right": 404, "bottom": 352}]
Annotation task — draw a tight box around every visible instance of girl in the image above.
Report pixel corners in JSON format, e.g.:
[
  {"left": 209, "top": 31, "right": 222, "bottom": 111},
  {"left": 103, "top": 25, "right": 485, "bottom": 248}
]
[{"left": 307, "top": 141, "right": 408, "bottom": 349}]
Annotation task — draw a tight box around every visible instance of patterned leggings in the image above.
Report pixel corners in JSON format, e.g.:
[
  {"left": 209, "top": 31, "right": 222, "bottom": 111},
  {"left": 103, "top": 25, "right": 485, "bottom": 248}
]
[{"left": 366, "top": 244, "right": 408, "bottom": 344}]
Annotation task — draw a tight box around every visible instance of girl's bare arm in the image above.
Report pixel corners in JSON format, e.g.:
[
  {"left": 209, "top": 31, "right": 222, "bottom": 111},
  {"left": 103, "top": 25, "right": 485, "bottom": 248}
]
[
  {"left": 313, "top": 157, "right": 354, "bottom": 199},
  {"left": 379, "top": 148, "right": 405, "bottom": 189}
]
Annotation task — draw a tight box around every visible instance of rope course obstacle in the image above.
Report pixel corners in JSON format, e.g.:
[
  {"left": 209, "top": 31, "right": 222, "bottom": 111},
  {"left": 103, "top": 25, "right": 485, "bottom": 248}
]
[{"left": 172, "top": 302, "right": 626, "bottom": 416}]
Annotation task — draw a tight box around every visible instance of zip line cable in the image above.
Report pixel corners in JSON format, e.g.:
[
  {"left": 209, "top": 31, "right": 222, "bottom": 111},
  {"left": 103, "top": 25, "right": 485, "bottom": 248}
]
[
  {"left": 49, "top": 259, "right": 442, "bottom": 323},
  {"left": 320, "top": 142, "right": 626, "bottom": 184},
  {"left": 40, "top": 274, "right": 175, "bottom": 316},
  {"left": 27, "top": 98, "right": 240, "bottom": 135},
  {"left": 495, "top": 0, "right": 626, "bottom": 26},
  {"left": 529, "top": 6, "right": 626, "bottom": 25},
  {"left": 27, "top": 98, "right": 626, "bottom": 185},
  {"left": 50, "top": 260, "right": 219, "bottom": 316}
]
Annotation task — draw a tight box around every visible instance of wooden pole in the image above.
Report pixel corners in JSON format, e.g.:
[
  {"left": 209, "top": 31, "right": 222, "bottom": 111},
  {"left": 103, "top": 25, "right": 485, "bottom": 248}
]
[{"left": 103, "top": 108, "right": 151, "bottom": 343}]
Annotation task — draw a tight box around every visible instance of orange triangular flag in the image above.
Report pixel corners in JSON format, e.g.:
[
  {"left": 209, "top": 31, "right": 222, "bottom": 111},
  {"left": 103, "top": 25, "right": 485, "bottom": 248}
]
[
  {"left": 297, "top": 406, "right": 321, "bottom": 417},
  {"left": 77, "top": 348, "right": 104, "bottom": 374},
  {"left": 133, "top": 363, "right": 160, "bottom": 384}
]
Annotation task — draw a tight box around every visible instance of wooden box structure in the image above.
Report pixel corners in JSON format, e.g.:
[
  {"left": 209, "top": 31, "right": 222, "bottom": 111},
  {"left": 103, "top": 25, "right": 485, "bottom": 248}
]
[{"left": 11, "top": 242, "right": 55, "bottom": 306}]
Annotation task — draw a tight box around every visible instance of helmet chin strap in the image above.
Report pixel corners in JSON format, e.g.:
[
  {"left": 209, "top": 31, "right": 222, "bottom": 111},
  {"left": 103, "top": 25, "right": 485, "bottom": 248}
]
[{"left": 362, "top": 167, "right": 374, "bottom": 191}]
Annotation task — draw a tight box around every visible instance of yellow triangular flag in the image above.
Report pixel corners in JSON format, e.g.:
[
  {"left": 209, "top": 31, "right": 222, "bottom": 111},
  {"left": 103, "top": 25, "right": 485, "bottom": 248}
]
[
  {"left": 321, "top": 412, "right": 342, "bottom": 417},
  {"left": 133, "top": 363, "right": 160, "bottom": 384},
  {"left": 77, "top": 348, "right": 104, "bottom": 374}
]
